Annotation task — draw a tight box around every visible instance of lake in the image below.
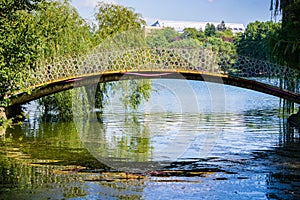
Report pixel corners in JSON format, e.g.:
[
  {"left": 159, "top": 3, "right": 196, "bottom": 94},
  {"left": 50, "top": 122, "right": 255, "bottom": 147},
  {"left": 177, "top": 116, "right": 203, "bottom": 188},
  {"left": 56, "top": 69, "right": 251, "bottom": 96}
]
[{"left": 0, "top": 79, "right": 299, "bottom": 199}]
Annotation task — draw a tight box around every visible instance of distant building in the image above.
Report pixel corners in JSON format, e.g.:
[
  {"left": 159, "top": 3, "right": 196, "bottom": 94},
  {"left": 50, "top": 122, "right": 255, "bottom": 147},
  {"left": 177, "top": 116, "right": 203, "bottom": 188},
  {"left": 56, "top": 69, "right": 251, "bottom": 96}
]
[{"left": 145, "top": 20, "right": 245, "bottom": 34}]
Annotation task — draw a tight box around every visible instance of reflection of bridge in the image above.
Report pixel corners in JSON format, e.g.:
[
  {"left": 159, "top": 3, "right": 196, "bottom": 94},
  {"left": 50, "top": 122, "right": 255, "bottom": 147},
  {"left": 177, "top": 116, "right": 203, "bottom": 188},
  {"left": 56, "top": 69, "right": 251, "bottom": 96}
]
[{"left": 5, "top": 48, "right": 300, "bottom": 106}]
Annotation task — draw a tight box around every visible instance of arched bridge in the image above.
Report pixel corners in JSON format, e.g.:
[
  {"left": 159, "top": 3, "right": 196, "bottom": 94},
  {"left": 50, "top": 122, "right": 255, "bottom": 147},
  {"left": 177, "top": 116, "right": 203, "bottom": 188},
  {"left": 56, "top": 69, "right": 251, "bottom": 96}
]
[{"left": 5, "top": 47, "right": 300, "bottom": 106}]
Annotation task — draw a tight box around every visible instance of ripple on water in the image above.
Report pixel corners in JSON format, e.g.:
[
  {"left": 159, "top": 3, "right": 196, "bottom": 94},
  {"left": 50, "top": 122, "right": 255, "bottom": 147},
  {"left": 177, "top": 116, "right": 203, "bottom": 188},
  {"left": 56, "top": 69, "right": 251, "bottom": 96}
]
[{"left": 1, "top": 80, "right": 300, "bottom": 199}]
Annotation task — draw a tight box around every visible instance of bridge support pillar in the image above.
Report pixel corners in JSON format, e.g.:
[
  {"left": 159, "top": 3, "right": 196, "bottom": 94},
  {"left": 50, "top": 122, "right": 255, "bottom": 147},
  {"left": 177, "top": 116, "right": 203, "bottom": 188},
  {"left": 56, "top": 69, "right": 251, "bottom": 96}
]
[
  {"left": 288, "top": 107, "right": 300, "bottom": 129},
  {"left": 1, "top": 105, "right": 24, "bottom": 124},
  {"left": 1, "top": 105, "right": 25, "bottom": 136},
  {"left": 6, "top": 105, "right": 25, "bottom": 122}
]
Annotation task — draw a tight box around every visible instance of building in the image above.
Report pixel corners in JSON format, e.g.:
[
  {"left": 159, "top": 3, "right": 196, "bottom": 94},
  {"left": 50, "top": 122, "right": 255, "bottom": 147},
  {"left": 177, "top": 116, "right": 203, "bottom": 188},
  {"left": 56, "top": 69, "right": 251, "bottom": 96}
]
[{"left": 145, "top": 20, "right": 245, "bottom": 34}]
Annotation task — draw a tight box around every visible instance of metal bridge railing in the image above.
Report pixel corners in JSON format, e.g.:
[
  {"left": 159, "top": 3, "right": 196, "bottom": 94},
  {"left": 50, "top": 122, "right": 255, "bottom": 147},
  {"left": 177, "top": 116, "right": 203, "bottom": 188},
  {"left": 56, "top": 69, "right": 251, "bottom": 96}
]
[{"left": 19, "top": 47, "right": 299, "bottom": 94}]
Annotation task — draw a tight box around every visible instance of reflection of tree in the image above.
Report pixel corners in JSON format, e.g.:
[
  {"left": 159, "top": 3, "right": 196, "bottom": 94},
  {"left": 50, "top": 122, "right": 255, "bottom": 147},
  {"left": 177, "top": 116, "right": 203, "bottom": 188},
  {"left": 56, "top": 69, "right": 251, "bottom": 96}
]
[
  {"left": 0, "top": 121, "right": 99, "bottom": 198},
  {"left": 265, "top": 129, "right": 300, "bottom": 199},
  {"left": 91, "top": 80, "right": 152, "bottom": 123},
  {"left": 117, "top": 114, "right": 151, "bottom": 161},
  {"left": 235, "top": 108, "right": 300, "bottom": 199},
  {"left": 3, "top": 121, "right": 104, "bottom": 167},
  {"left": 242, "top": 110, "right": 300, "bottom": 199},
  {"left": 243, "top": 109, "right": 279, "bottom": 130},
  {"left": 82, "top": 111, "right": 152, "bottom": 171},
  {"left": 1, "top": 118, "right": 149, "bottom": 198},
  {"left": 89, "top": 78, "right": 153, "bottom": 166}
]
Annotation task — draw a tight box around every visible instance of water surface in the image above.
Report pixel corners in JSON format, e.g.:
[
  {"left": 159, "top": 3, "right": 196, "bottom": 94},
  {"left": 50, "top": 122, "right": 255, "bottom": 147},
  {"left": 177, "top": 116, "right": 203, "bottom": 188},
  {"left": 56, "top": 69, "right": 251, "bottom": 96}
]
[{"left": 0, "top": 80, "right": 299, "bottom": 199}]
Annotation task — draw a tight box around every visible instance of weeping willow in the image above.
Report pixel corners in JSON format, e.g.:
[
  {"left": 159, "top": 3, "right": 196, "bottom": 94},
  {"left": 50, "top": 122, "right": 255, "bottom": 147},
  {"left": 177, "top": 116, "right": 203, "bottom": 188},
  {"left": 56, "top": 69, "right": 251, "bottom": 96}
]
[
  {"left": 269, "top": 0, "right": 300, "bottom": 69},
  {"left": 270, "top": 0, "right": 300, "bottom": 115}
]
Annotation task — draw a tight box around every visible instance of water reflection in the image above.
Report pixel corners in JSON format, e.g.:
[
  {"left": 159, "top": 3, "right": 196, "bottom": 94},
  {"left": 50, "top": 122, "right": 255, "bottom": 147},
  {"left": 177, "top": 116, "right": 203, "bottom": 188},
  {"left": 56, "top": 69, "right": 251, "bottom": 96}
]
[
  {"left": 0, "top": 80, "right": 300, "bottom": 199},
  {"left": 76, "top": 79, "right": 227, "bottom": 172}
]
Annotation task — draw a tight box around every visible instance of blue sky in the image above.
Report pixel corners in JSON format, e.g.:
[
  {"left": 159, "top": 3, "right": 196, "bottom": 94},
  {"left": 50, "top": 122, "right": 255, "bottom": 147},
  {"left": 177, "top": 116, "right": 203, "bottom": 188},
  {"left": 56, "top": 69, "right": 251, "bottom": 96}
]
[{"left": 70, "top": 0, "right": 273, "bottom": 26}]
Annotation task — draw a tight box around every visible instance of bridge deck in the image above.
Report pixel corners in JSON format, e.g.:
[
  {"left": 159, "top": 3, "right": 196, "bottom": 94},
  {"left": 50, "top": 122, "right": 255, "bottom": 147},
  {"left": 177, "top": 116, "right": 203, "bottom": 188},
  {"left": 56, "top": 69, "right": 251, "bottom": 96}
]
[{"left": 7, "top": 70, "right": 300, "bottom": 106}]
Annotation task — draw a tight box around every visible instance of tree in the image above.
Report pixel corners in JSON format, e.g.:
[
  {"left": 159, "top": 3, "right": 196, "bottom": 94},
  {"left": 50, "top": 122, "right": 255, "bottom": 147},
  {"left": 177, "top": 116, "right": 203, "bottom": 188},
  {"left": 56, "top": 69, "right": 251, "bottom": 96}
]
[
  {"left": 34, "top": 0, "right": 94, "bottom": 121},
  {"left": 91, "top": 3, "right": 152, "bottom": 117},
  {"left": 34, "top": 0, "right": 93, "bottom": 58},
  {"left": 94, "top": 3, "right": 145, "bottom": 42},
  {"left": 270, "top": 0, "right": 300, "bottom": 69},
  {"left": 146, "top": 29, "right": 169, "bottom": 47},
  {"left": 167, "top": 38, "right": 202, "bottom": 48},
  {"left": 217, "top": 20, "right": 227, "bottom": 31},
  {"left": 271, "top": 0, "right": 299, "bottom": 26},
  {"left": 146, "top": 28, "right": 181, "bottom": 47},
  {"left": 205, "top": 23, "right": 216, "bottom": 37},
  {"left": 204, "top": 37, "right": 236, "bottom": 57},
  {"left": 183, "top": 28, "right": 205, "bottom": 41},
  {"left": 0, "top": 0, "right": 43, "bottom": 104},
  {"left": 0, "top": 0, "right": 93, "bottom": 106},
  {"left": 183, "top": 28, "right": 198, "bottom": 39},
  {"left": 235, "top": 21, "right": 280, "bottom": 61},
  {"left": 0, "top": 0, "right": 42, "bottom": 14}
]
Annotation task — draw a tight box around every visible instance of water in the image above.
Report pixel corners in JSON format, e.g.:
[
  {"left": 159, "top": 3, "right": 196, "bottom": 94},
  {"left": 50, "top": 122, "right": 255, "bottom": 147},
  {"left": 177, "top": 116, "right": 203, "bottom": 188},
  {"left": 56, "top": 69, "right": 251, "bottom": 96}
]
[{"left": 1, "top": 80, "right": 300, "bottom": 199}]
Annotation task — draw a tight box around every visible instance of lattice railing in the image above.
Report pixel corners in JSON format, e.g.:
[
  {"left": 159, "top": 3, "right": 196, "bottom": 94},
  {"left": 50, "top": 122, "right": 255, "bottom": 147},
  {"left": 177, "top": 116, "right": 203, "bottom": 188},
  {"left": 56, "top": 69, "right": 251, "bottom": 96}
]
[{"left": 21, "top": 47, "right": 299, "bottom": 94}]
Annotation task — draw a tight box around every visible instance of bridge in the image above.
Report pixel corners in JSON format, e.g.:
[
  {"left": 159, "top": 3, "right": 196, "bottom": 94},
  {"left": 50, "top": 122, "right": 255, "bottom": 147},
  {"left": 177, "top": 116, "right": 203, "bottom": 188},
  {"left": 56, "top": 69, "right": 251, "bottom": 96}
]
[{"left": 4, "top": 47, "right": 300, "bottom": 106}]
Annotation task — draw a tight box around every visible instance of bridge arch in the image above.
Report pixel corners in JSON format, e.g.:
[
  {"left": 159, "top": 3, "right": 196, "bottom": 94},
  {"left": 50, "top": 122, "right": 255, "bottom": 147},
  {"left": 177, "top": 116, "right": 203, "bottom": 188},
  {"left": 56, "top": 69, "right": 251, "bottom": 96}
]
[{"left": 8, "top": 69, "right": 300, "bottom": 106}]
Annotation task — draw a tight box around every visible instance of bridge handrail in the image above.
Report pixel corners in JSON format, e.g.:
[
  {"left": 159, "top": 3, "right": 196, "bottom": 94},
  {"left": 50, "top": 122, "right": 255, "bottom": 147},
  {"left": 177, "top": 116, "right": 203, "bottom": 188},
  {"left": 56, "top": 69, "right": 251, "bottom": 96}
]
[{"left": 6, "top": 47, "right": 300, "bottom": 97}]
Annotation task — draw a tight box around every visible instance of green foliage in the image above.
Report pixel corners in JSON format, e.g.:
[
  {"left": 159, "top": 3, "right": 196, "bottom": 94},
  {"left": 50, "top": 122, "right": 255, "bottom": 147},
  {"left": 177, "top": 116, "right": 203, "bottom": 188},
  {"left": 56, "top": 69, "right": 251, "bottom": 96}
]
[
  {"left": 146, "top": 31, "right": 169, "bottom": 47},
  {"left": 270, "top": 0, "right": 300, "bottom": 69},
  {"left": 0, "top": 0, "right": 93, "bottom": 108},
  {"left": 95, "top": 29, "right": 147, "bottom": 50},
  {"left": 146, "top": 28, "right": 181, "bottom": 47},
  {"left": 0, "top": 0, "right": 42, "bottom": 13},
  {"left": 182, "top": 28, "right": 205, "bottom": 41},
  {"left": 90, "top": 3, "right": 153, "bottom": 117},
  {"left": 94, "top": 3, "right": 145, "bottom": 43},
  {"left": 204, "top": 37, "right": 235, "bottom": 53},
  {"left": 119, "top": 80, "right": 152, "bottom": 111},
  {"left": 145, "top": 22, "right": 236, "bottom": 72},
  {"left": 167, "top": 38, "right": 203, "bottom": 48},
  {"left": 33, "top": 1, "right": 94, "bottom": 121},
  {"left": 235, "top": 21, "right": 281, "bottom": 61},
  {"left": 146, "top": 28, "right": 202, "bottom": 48},
  {"left": 0, "top": 107, "right": 11, "bottom": 131},
  {"left": 216, "top": 29, "right": 234, "bottom": 38},
  {"left": 129, "top": 80, "right": 152, "bottom": 110},
  {"left": 38, "top": 90, "right": 73, "bottom": 122},
  {"left": 203, "top": 37, "right": 237, "bottom": 71},
  {"left": 205, "top": 23, "right": 216, "bottom": 37},
  {"left": 0, "top": 1, "right": 42, "bottom": 101},
  {"left": 271, "top": 28, "right": 300, "bottom": 69},
  {"left": 34, "top": 0, "right": 93, "bottom": 58},
  {"left": 182, "top": 28, "right": 198, "bottom": 39},
  {"left": 93, "top": 82, "right": 117, "bottom": 121},
  {"left": 157, "top": 27, "right": 181, "bottom": 43}
]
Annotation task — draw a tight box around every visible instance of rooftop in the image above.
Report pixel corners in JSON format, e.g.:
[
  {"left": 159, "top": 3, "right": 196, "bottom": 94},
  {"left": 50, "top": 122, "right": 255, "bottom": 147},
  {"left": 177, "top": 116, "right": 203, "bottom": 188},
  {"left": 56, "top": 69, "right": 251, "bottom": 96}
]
[{"left": 147, "top": 19, "right": 245, "bottom": 33}]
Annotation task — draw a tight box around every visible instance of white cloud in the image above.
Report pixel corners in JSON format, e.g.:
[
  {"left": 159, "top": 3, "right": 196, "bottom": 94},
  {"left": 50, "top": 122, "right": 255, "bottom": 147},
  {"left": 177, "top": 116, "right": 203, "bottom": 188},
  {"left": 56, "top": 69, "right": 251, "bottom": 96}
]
[{"left": 208, "top": 0, "right": 214, "bottom": 2}]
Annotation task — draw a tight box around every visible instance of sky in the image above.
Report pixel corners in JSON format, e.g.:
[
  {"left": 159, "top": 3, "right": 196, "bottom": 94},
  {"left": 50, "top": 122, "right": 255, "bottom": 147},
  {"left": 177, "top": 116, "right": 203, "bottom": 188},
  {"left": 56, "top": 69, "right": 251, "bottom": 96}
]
[{"left": 70, "top": 0, "right": 274, "bottom": 26}]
